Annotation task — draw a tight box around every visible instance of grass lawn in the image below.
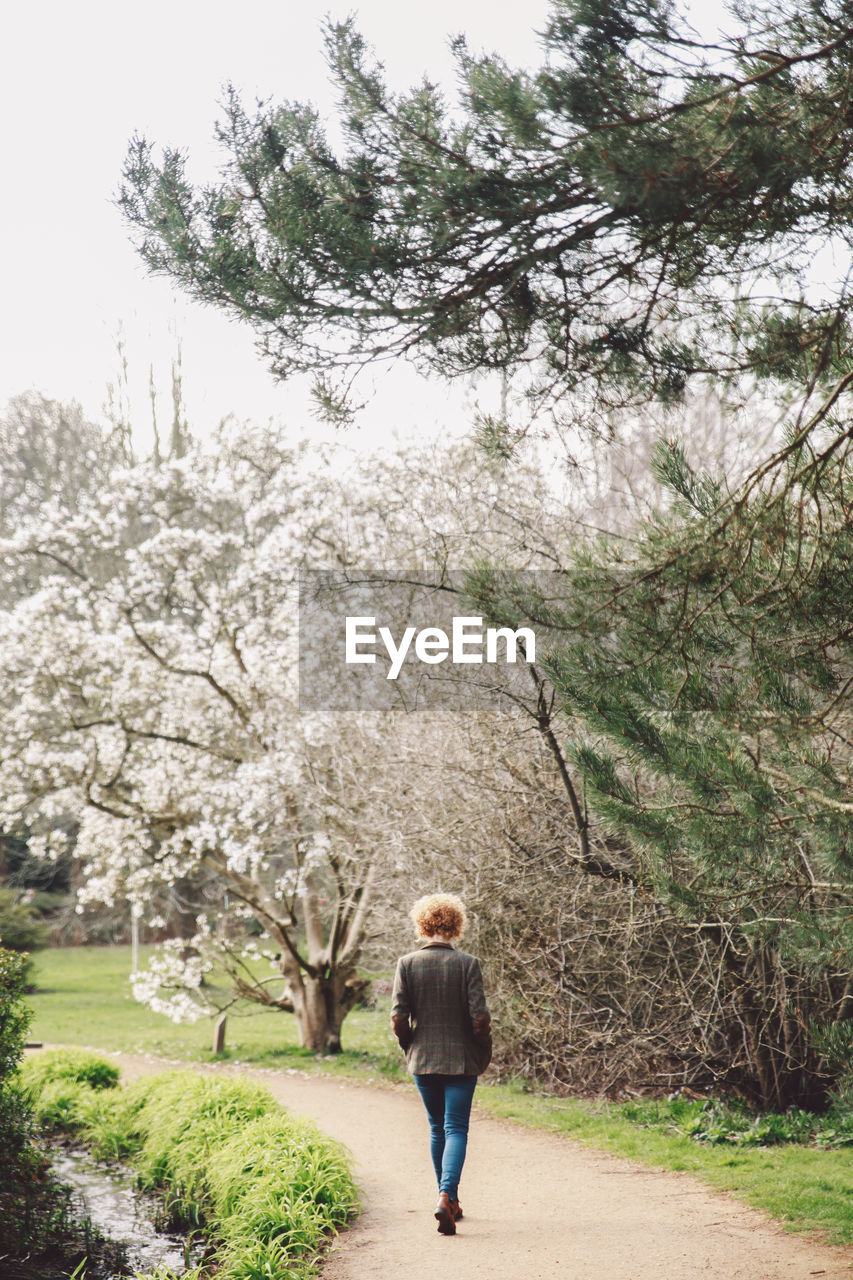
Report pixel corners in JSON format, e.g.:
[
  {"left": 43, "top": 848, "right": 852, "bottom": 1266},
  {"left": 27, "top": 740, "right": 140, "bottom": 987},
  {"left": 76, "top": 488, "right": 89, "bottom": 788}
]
[
  {"left": 26, "top": 945, "right": 853, "bottom": 1247},
  {"left": 28, "top": 943, "right": 404, "bottom": 1080}
]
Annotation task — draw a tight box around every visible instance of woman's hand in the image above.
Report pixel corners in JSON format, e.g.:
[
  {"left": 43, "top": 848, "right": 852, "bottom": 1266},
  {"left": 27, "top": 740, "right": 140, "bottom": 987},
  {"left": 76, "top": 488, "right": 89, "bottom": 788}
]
[
  {"left": 391, "top": 1014, "right": 413, "bottom": 1050},
  {"left": 472, "top": 1012, "right": 491, "bottom": 1042}
]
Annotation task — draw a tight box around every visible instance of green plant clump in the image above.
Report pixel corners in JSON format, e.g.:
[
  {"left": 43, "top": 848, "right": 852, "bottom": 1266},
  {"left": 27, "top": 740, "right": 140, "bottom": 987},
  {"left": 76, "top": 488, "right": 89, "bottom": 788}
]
[
  {"left": 22, "top": 1051, "right": 360, "bottom": 1280},
  {"left": 619, "top": 1094, "right": 853, "bottom": 1149},
  {"left": 23, "top": 1047, "right": 120, "bottom": 1092},
  {"left": 21, "top": 1047, "right": 120, "bottom": 1132}
]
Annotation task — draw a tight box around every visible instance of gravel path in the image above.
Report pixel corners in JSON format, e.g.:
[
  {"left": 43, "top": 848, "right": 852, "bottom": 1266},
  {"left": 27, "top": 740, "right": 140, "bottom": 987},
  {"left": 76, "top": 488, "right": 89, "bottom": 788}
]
[{"left": 96, "top": 1052, "right": 853, "bottom": 1280}]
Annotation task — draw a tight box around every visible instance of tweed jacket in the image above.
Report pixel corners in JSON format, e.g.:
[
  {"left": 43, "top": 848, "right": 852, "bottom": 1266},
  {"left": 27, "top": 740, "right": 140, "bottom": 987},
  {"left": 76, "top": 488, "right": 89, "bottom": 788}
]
[{"left": 390, "top": 941, "right": 491, "bottom": 1076}]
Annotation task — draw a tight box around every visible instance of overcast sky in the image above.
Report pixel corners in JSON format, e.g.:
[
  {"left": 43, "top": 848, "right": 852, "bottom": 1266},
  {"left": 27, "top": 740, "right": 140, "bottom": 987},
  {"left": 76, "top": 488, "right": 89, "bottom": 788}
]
[{"left": 1, "top": 0, "right": 563, "bottom": 453}]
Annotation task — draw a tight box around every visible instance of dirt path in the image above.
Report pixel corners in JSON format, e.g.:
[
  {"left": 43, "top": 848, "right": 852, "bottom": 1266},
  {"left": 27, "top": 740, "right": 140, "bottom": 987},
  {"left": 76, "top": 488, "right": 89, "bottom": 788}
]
[{"left": 91, "top": 1051, "right": 853, "bottom": 1279}]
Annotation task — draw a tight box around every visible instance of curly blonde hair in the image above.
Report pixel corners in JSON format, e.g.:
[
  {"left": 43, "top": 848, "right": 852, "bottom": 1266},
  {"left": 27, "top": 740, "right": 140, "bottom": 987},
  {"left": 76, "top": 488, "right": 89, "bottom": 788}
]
[{"left": 409, "top": 893, "right": 467, "bottom": 940}]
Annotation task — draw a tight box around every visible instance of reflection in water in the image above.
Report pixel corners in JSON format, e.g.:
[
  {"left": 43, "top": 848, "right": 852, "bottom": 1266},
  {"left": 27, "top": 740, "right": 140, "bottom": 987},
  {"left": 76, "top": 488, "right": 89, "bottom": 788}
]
[{"left": 50, "top": 1146, "right": 189, "bottom": 1277}]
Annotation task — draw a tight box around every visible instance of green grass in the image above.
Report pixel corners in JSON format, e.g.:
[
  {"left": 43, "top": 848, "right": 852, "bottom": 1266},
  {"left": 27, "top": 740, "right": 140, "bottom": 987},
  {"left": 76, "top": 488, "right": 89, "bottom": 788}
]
[
  {"left": 28, "top": 945, "right": 405, "bottom": 1080},
  {"left": 21, "top": 1050, "right": 359, "bottom": 1280},
  {"left": 26, "top": 947, "right": 853, "bottom": 1249}
]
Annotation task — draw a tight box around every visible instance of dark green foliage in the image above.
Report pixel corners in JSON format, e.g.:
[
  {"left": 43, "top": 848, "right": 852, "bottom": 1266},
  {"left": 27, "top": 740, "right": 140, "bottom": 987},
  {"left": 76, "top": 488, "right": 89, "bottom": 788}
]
[
  {"left": 0, "top": 953, "right": 52, "bottom": 1256},
  {"left": 0, "top": 1082, "right": 50, "bottom": 1251},
  {"left": 119, "top": 0, "right": 853, "bottom": 427},
  {"left": 0, "top": 887, "right": 49, "bottom": 956},
  {"left": 0, "top": 946, "right": 31, "bottom": 1080},
  {"left": 0, "top": 968, "right": 126, "bottom": 1278},
  {"left": 0, "top": 949, "right": 41, "bottom": 1255},
  {"left": 1, "top": 825, "right": 73, "bottom": 899}
]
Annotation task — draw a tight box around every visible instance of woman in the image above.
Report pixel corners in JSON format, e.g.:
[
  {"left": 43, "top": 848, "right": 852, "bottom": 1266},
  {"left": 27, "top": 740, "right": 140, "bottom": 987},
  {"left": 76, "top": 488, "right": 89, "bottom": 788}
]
[{"left": 390, "top": 893, "right": 492, "bottom": 1236}]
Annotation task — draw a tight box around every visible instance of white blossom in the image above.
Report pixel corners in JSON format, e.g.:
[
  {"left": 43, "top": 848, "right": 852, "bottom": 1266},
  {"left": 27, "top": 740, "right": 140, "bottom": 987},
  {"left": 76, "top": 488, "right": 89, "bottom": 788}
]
[{"left": 1, "top": 423, "right": 560, "bottom": 1041}]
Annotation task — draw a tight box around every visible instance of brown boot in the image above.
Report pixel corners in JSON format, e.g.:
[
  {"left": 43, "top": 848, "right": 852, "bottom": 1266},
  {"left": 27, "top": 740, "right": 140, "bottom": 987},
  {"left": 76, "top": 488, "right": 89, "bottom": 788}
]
[
  {"left": 435, "top": 1191, "right": 456, "bottom": 1235},
  {"left": 449, "top": 1199, "right": 463, "bottom": 1221}
]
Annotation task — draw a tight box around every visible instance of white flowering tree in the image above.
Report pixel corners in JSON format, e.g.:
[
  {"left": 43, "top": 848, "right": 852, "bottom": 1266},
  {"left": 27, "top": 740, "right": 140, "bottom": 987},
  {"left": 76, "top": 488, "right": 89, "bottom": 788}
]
[
  {"left": 0, "top": 417, "right": 574, "bottom": 1050},
  {"left": 0, "top": 426, "right": 422, "bottom": 1051}
]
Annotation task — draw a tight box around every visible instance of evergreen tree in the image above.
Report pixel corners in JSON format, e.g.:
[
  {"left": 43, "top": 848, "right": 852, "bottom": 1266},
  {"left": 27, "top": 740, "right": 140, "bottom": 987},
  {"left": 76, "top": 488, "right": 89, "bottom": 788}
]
[{"left": 119, "top": 0, "right": 853, "bottom": 431}]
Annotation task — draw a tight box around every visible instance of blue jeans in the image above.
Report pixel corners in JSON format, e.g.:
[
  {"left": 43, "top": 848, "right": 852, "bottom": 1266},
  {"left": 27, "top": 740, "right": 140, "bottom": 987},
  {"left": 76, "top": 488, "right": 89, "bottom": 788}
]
[{"left": 413, "top": 1073, "right": 477, "bottom": 1200}]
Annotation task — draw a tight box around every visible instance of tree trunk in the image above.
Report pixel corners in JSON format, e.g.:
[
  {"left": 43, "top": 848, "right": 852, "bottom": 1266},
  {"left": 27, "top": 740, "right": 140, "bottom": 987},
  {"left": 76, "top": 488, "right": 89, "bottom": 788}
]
[
  {"left": 283, "top": 960, "right": 371, "bottom": 1054},
  {"left": 272, "top": 862, "right": 375, "bottom": 1053}
]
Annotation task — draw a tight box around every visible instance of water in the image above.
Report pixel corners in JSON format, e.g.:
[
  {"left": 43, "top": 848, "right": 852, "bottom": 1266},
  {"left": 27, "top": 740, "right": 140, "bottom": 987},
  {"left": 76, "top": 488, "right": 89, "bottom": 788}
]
[{"left": 50, "top": 1146, "right": 190, "bottom": 1278}]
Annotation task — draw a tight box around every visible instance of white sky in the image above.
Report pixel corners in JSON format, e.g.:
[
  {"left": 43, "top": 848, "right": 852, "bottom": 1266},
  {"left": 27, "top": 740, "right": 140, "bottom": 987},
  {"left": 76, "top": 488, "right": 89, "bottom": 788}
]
[{"left": 1, "top": 0, "right": 558, "bottom": 454}]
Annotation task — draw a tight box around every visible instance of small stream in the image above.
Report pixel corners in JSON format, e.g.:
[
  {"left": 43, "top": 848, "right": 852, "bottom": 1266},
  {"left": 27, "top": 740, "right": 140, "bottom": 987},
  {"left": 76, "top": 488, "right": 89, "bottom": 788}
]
[{"left": 50, "top": 1146, "right": 192, "bottom": 1278}]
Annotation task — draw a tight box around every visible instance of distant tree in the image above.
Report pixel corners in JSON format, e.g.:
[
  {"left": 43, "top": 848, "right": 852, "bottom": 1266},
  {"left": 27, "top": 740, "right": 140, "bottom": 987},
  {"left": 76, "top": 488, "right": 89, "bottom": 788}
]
[
  {"left": 0, "top": 394, "right": 132, "bottom": 924},
  {"left": 0, "top": 393, "right": 129, "bottom": 532},
  {"left": 0, "top": 428, "right": 381, "bottom": 1051}
]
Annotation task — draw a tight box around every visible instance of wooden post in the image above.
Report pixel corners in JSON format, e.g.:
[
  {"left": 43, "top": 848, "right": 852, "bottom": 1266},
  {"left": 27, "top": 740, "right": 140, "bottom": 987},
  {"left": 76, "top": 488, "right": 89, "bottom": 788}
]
[
  {"left": 212, "top": 1013, "right": 227, "bottom": 1055},
  {"left": 131, "top": 911, "right": 139, "bottom": 976}
]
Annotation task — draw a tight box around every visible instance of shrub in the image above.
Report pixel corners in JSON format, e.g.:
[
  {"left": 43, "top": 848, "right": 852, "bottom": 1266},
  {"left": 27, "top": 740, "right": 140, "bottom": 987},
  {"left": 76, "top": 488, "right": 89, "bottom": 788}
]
[
  {"left": 0, "top": 957, "right": 125, "bottom": 1275},
  {"left": 0, "top": 1079, "right": 50, "bottom": 1254},
  {"left": 0, "top": 945, "right": 32, "bottom": 1080},
  {"left": 0, "top": 949, "right": 43, "bottom": 1254},
  {"left": 0, "top": 887, "right": 49, "bottom": 953}
]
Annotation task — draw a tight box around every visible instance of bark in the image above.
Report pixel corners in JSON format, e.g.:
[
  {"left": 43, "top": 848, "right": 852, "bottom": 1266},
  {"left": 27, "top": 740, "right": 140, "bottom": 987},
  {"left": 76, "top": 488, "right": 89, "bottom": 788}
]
[
  {"left": 273, "top": 863, "right": 376, "bottom": 1053},
  {"left": 286, "top": 965, "right": 371, "bottom": 1054}
]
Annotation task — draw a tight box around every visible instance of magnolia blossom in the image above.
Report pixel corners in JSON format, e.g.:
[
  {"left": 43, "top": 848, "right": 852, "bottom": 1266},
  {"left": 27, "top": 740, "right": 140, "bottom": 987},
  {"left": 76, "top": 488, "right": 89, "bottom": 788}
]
[{"left": 0, "top": 423, "right": 562, "bottom": 1046}]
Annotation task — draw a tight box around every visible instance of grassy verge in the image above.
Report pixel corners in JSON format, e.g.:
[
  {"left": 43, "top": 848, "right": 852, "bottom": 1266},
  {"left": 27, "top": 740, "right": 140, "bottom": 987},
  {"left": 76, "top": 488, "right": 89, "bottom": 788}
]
[
  {"left": 21, "top": 1048, "right": 359, "bottom": 1280},
  {"left": 28, "top": 947, "right": 853, "bottom": 1248}
]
